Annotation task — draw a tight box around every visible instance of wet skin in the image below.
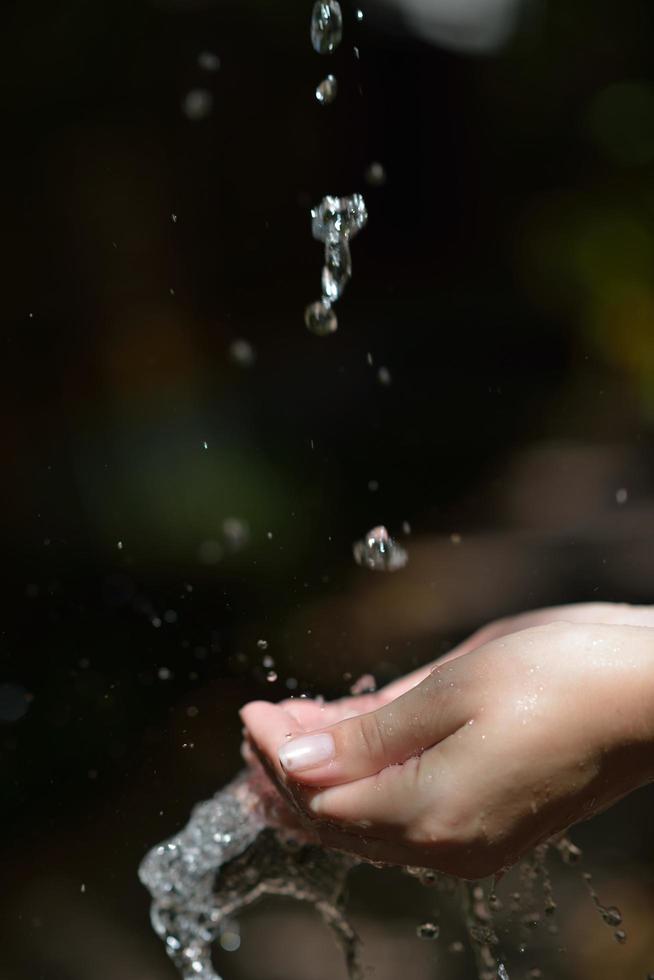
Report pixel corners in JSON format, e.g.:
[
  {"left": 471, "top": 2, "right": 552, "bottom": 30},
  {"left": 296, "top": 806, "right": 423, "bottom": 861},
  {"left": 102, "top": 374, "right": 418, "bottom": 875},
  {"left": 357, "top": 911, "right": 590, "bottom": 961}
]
[{"left": 241, "top": 604, "right": 654, "bottom": 878}]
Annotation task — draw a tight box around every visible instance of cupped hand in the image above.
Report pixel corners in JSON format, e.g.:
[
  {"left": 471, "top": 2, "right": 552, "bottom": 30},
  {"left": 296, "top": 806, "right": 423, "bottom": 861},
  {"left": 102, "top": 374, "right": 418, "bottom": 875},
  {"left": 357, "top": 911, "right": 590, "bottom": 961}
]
[{"left": 241, "top": 604, "right": 654, "bottom": 878}]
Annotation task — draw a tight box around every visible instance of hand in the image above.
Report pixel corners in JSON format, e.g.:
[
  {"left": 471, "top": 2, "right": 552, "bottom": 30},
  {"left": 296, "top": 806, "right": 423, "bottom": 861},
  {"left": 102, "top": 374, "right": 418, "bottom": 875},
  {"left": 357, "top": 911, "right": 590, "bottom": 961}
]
[{"left": 241, "top": 604, "right": 654, "bottom": 878}]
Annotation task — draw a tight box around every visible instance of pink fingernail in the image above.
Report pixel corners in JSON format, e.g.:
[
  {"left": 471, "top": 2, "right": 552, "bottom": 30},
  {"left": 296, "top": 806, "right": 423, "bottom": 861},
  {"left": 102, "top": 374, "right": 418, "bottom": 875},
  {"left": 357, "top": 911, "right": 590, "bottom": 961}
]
[{"left": 278, "top": 733, "right": 335, "bottom": 772}]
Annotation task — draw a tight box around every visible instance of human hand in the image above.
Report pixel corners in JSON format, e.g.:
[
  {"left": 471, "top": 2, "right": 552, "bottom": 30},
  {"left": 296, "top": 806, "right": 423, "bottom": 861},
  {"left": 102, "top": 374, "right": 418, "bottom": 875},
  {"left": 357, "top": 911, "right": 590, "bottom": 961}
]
[{"left": 241, "top": 604, "right": 654, "bottom": 878}]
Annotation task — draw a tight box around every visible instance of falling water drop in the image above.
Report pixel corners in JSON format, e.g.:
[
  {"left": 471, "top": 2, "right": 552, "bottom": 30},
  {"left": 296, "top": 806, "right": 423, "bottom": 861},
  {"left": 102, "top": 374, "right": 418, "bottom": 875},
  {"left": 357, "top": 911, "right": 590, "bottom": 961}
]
[
  {"left": 256, "top": 639, "right": 268, "bottom": 651},
  {"left": 352, "top": 525, "right": 408, "bottom": 571},
  {"left": 310, "top": 1, "right": 344, "bottom": 54},
  {"left": 316, "top": 74, "right": 338, "bottom": 105},
  {"left": 305, "top": 300, "right": 338, "bottom": 336}
]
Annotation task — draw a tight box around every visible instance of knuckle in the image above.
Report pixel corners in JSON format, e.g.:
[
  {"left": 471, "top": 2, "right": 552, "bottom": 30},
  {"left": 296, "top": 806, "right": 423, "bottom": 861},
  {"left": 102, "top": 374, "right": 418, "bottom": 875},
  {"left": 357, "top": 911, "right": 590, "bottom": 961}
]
[{"left": 356, "top": 711, "right": 388, "bottom": 762}]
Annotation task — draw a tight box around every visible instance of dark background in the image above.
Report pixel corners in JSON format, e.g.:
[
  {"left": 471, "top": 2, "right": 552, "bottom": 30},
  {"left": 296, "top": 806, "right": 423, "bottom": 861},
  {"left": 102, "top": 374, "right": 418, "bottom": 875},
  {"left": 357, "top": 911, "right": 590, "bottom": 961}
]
[{"left": 1, "top": 0, "right": 654, "bottom": 976}]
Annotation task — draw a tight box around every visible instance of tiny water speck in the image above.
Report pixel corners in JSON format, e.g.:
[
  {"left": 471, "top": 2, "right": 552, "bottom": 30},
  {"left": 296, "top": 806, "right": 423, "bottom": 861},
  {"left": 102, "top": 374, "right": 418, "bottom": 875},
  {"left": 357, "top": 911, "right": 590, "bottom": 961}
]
[
  {"left": 158, "top": 667, "right": 172, "bottom": 681},
  {"left": 316, "top": 74, "right": 338, "bottom": 105},
  {"left": 353, "top": 525, "right": 408, "bottom": 572},
  {"left": 356, "top": 8, "right": 364, "bottom": 20},
  {"left": 416, "top": 921, "right": 439, "bottom": 940},
  {"left": 198, "top": 51, "right": 220, "bottom": 72},
  {"left": 117, "top": 540, "right": 123, "bottom": 550},
  {"left": 219, "top": 929, "right": 240, "bottom": 952},
  {"left": 182, "top": 89, "right": 213, "bottom": 120},
  {"left": 262, "top": 655, "right": 274, "bottom": 668},
  {"left": 377, "top": 365, "right": 392, "bottom": 386},
  {"left": 266, "top": 670, "right": 278, "bottom": 683},
  {"left": 171, "top": 213, "right": 178, "bottom": 223},
  {"left": 198, "top": 539, "right": 224, "bottom": 565},
  {"left": 310, "top": 1, "right": 343, "bottom": 54},
  {"left": 305, "top": 300, "right": 338, "bottom": 336},
  {"left": 257, "top": 639, "right": 268, "bottom": 651},
  {"left": 223, "top": 517, "right": 250, "bottom": 550},
  {"left": 229, "top": 338, "right": 256, "bottom": 367},
  {"left": 365, "top": 161, "right": 387, "bottom": 186},
  {"left": 616, "top": 487, "right": 628, "bottom": 504}
]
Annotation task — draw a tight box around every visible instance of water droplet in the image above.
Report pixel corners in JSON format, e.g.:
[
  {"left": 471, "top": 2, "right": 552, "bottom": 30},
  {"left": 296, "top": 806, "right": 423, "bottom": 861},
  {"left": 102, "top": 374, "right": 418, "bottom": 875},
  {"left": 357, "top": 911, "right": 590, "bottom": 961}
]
[
  {"left": 229, "top": 338, "right": 256, "bottom": 367},
  {"left": 182, "top": 89, "right": 213, "bottom": 120},
  {"left": 117, "top": 540, "right": 123, "bottom": 550},
  {"left": 262, "top": 655, "right": 274, "bottom": 669},
  {"left": 315, "top": 74, "right": 338, "bottom": 105},
  {"left": 356, "top": 8, "right": 364, "bottom": 20},
  {"left": 416, "top": 921, "right": 439, "bottom": 940},
  {"left": 310, "top": 1, "right": 343, "bottom": 54},
  {"left": 256, "top": 639, "right": 268, "bottom": 651},
  {"left": 448, "top": 940, "right": 464, "bottom": 953},
  {"left": 498, "top": 966, "right": 510, "bottom": 980},
  {"left": 322, "top": 239, "right": 352, "bottom": 301},
  {"left": 197, "top": 51, "right": 220, "bottom": 72},
  {"left": 365, "top": 161, "right": 386, "bottom": 186},
  {"left": 305, "top": 300, "right": 338, "bottom": 336},
  {"left": 158, "top": 667, "right": 172, "bottom": 681},
  {"left": 353, "top": 525, "right": 408, "bottom": 572},
  {"left": 603, "top": 906, "right": 622, "bottom": 927},
  {"left": 311, "top": 194, "right": 368, "bottom": 244},
  {"left": 614, "top": 929, "right": 627, "bottom": 944},
  {"left": 377, "top": 365, "right": 392, "bottom": 386},
  {"left": 266, "top": 670, "right": 278, "bottom": 683},
  {"left": 222, "top": 517, "right": 250, "bottom": 551},
  {"left": 616, "top": 487, "right": 628, "bottom": 504}
]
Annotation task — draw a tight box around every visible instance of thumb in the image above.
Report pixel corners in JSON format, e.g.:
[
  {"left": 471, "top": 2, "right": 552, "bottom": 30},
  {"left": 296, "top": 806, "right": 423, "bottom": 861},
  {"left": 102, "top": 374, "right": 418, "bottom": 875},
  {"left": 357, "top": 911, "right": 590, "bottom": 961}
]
[{"left": 277, "top": 658, "right": 473, "bottom": 787}]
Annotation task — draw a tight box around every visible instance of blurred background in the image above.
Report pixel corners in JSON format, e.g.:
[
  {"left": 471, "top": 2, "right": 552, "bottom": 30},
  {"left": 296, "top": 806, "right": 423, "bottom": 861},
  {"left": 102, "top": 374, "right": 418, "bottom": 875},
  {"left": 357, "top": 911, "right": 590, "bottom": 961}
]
[{"left": 1, "top": 0, "right": 654, "bottom": 976}]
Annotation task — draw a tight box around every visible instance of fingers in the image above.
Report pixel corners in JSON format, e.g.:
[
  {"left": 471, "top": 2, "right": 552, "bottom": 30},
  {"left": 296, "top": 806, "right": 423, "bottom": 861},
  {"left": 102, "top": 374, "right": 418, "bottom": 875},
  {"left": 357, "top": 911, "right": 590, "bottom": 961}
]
[{"left": 275, "top": 657, "right": 473, "bottom": 787}]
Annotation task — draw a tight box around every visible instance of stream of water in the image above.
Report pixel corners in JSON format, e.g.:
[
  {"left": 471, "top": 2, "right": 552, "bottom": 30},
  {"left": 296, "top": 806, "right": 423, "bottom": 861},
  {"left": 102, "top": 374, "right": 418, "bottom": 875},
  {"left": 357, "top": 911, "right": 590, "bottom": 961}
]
[{"left": 139, "top": 5, "right": 635, "bottom": 980}]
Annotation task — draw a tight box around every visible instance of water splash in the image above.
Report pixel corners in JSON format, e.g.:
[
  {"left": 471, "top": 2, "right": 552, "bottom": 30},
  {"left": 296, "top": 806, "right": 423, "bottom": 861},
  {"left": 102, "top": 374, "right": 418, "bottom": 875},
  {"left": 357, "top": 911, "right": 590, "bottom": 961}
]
[
  {"left": 310, "top": 1, "right": 343, "bottom": 54},
  {"left": 139, "top": 770, "right": 362, "bottom": 980},
  {"left": 352, "top": 525, "right": 408, "bottom": 571},
  {"left": 582, "top": 871, "right": 626, "bottom": 942}
]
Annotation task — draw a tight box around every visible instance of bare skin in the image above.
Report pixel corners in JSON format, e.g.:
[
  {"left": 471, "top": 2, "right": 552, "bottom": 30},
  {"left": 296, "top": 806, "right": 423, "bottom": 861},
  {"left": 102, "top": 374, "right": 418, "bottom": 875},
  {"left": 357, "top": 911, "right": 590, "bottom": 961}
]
[{"left": 240, "top": 604, "right": 654, "bottom": 878}]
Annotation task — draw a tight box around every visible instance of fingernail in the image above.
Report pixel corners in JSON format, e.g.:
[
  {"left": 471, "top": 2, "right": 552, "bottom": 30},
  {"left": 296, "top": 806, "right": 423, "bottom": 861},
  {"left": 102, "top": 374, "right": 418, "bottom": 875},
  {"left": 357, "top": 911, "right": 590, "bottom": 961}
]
[{"left": 278, "top": 733, "right": 335, "bottom": 772}]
